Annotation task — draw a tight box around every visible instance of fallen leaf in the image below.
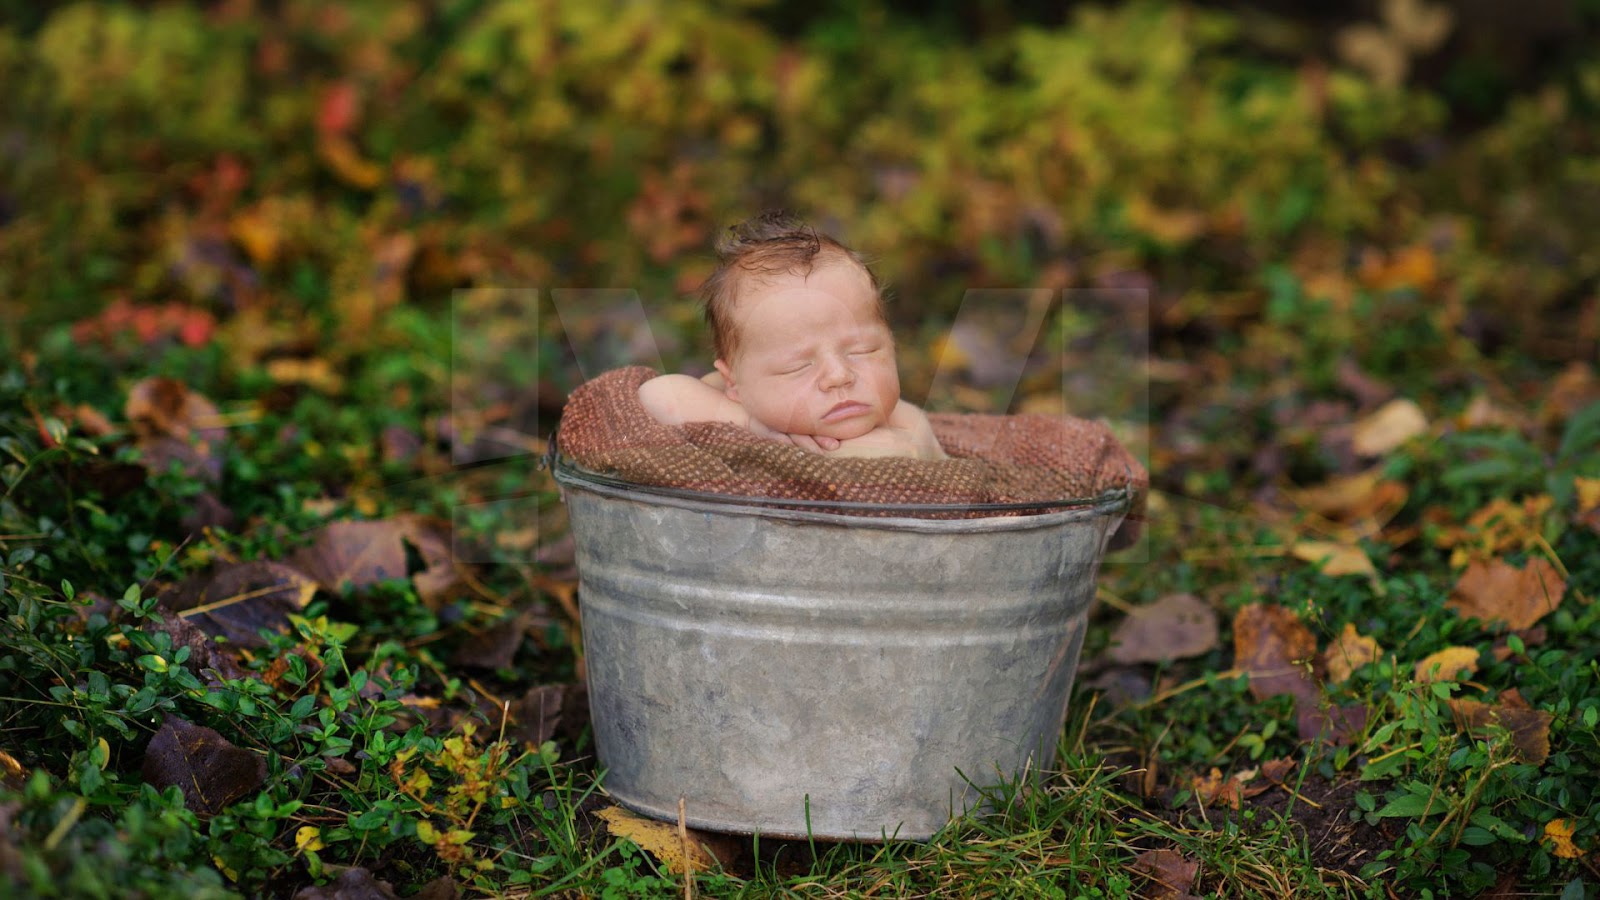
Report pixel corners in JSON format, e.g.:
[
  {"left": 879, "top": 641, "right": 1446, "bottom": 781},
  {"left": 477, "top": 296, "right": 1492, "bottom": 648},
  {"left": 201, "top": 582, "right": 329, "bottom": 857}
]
[
  {"left": 289, "top": 514, "right": 460, "bottom": 608},
  {"left": 1189, "top": 767, "right": 1266, "bottom": 809},
  {"left": 1291, "top": 540, "right": 1379, "bottom": 581},
  {"left": 1540, "top": 362, "right": 1598, "bottom": 427},
  {"left": 292, "top": 867, "right": 400, "bottom": 900},
  {"left": 1575, "top": 477, "right": 1600, "bottom": 535},
  {"left": 0, "top": 749, "right": 25, "bottom": 791},
  {"left": 453, "top": 607, "right": 537, "bottom": 671},
  {"left": 318, "top": 135, "right": 385, "bottom": 189},
  {"left": 1288, "top": 468, "right": 1408, "bottom": 530},
  {"left": 1414, "top": 646, "right": 1479, "bottom": 683},
  {"left": 1296, "top": 702, "right": 1369, "bottom": 745},
  {"left": 1543, "top": 819, "right": 1582, "bottom": 860},
  {"left": 1447, "top": 698, "right": 1553, "bottom": 765},
  {"left": 1351, "top": 398, "right": 1428, "bottom": 456},
  {"left": 1323, "top": 623, "right": 1383, "bottom": 684},
  {"left": 1131, "top": 847, "right": 1200, "bottom": 900},
  {"left": 595, "top": 805, "right": 725, "bottom": 875},
  {"left": 166, "top": 561, "right": 318, "bottom": 647},
  {"left": 1233, "top": 604, "right": 1320, "bottom": 707},
  {"left": 144, "top": 610, "right": 250, "bottom": 684},
  {"left": 505, "top": 684, "right": 566, "bottom": 748},
  {"left": 1448, "top": 558, "right": 1566, "bottom": 631},
  {"left": 125, "top": 377, "right": 228, "bottom": 483},
  {"left": 1105, "top": 593, "right": 1219, "bottom": 665},
  {"left": 1259, "top": 758, "right": 1296, "bottom": 785},
  {"left": 141, "top": 716, "right": 265, "bottom": 818},
  {"left": 265, "top": 357, "right": 345, "bottom": 394}
]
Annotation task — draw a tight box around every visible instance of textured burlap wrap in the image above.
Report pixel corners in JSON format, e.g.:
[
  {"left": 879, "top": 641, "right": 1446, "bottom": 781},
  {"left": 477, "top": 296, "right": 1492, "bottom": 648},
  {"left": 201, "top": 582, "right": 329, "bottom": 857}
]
[{"left": 556, "top": 367, "right": 1147, "bottom": 547}]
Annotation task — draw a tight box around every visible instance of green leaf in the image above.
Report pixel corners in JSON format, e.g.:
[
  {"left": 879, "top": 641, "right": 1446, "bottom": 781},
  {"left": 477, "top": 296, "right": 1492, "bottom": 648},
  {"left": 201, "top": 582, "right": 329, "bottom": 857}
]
[
  {"left": 1560, "top": 878, "right": 1585, "bottom": 900},
  {"left": 1374, "top": 791, "right": 1441, "bottom": 819}
]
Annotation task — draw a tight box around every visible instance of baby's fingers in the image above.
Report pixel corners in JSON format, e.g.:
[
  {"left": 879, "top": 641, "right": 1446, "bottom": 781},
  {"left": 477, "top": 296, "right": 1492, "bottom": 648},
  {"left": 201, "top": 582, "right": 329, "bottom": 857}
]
[{"left": 787, "top": 433, "right": 825, "bottom": 454}]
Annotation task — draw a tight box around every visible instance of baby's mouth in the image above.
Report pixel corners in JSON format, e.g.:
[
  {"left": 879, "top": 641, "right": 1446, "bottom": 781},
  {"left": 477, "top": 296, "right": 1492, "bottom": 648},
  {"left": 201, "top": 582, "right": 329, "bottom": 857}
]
[{"left": 822, "top": 400, "right": 870, "bottom": 423}]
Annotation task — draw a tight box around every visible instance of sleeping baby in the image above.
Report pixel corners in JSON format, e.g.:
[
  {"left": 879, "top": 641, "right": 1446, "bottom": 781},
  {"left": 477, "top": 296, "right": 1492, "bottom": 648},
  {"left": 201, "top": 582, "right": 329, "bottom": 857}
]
[{"left": 639, "top": 212, "right": 947, "bottom": 461}]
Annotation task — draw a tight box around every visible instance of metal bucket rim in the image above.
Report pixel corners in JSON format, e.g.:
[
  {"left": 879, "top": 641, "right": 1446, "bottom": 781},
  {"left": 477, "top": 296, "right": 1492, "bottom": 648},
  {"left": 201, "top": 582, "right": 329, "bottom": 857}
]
[{"left": 552, "top": 454, "right": 1131, "bottom": 533}]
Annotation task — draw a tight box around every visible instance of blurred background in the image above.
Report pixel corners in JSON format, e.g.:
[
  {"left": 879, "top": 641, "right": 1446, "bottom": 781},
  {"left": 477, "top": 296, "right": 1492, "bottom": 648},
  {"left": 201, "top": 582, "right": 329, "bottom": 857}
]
[{"left": 1, "top": 0, "right": 1597, "bottom": 489}]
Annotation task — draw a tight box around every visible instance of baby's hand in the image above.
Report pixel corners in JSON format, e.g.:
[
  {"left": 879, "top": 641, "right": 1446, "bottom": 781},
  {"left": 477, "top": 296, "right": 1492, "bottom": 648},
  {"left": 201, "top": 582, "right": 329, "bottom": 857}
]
[
  {"left": 743, "top": 417, "right": 841, "bottom": 453},
  {"left": 829, "top": 425, "right": 945, "bottom": 461}
]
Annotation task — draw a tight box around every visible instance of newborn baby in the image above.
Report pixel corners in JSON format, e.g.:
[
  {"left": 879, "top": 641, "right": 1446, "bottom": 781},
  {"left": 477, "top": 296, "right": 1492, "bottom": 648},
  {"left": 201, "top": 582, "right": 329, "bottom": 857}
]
[{"left": 639, "top": 213, "right": 947, "bottom": 461}]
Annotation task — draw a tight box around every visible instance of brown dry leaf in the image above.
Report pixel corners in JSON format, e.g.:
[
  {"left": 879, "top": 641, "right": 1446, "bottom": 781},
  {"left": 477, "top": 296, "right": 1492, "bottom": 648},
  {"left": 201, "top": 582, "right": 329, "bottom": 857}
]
[
  {"left": 1435, "top": 496, "right": 1556, "bottom": 567},
  {"left": 1291, "top": 541, "right": 1379, "bottom": 582},
  {"left": 1459, "top": 394, "right": 1527, "bottom": 431},
  {"left": 1447, "top": 698, "right": 1553, "bottom": 765},
  {"left": 168, "top": 561, "right": 318, "bottom": 647},
  {"left": 1414, "top": 646, "right": 1479, "bottom": 683},
  {"left": 291, "top": 866, "right": 403, "bottom": 900},
  {"left": 1448, "top": 558, "right": 1567, "bottom": 631},
  {"left": 504, "top": 684, "right": 567, "bottom": 748},
  {"left": 1543, "top": 819, "right": 1582, "bottom": 860},
  {"left": 1541, "top": 362, "right": 1598, "bottom": 427},
  {"left": 1131, "top": 848, "right": 1200, "bottom": 900},
  {"left": 1105, "top": 593, "right": 1219, "bottom": 665},
  {"left": 1288, "top": 468, "right": 1409, "bottom": 531},
  {"left": 594, "top": 805, "right": 725, "bottom": 875},
  {"left": 125, "top": 377, "right": 229, "bottom": 484},
  {"left": 289, "top": 514, "right": 460, "bottom": 608},
  {"left": 1260, "top": 758, "right": 1296, "bottom": 785},
  {"left": 1297, "top": 702, "right": 1369, "bottom": 745},
  {"left": 1233, "top": 604, "right": 1319, "bottom": 708},
  {"left": 1351, "top": 398, "right": 1428, "bottom": 456},
  {"left": 1323, "top": 623, "right": 1383, "bottom": 684},
  {"left": 144, "top": 609, "right": 250, "bottom": 684},
  {"left": 141, "top": 716, "right": 266, "bottom": 818}
]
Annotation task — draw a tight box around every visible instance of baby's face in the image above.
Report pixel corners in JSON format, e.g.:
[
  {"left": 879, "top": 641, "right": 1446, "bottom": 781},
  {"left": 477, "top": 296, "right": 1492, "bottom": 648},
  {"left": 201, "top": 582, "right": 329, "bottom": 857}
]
[{"left": 714, "top": 261, "right": 900, "bottom": 441}]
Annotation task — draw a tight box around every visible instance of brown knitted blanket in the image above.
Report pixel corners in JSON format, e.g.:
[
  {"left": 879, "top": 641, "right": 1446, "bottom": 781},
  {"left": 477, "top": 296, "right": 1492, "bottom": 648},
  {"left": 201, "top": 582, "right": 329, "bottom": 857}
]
[{"left": 556, "top": 367, "right": 1146, "bottom": 547}]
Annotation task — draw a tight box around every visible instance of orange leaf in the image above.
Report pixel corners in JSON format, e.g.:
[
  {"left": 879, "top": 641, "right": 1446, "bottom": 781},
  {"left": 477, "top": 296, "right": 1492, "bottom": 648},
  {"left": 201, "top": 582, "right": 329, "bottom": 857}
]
[
  {"left": 1323, "top": 623, "right": 1382, "bottom": 684},
  {"left": 1448, "top": 558, "right": 1566, "bottom": 631},
  {"left": 1233, "top": 604, "right": 1319, "bottom": 707},
  {"left": 1544, "top": 819, "right": 1582, "bottom": 860},
  {"left": 1414, "top": 646, "right": 1479, "bottom": 683}
]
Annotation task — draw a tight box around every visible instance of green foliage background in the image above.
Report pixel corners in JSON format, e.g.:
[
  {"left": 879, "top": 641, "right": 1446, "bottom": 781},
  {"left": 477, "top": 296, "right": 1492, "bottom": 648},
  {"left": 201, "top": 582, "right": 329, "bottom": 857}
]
[{"left": 2, "top": 1, "right": 1599, "bottom": 898}]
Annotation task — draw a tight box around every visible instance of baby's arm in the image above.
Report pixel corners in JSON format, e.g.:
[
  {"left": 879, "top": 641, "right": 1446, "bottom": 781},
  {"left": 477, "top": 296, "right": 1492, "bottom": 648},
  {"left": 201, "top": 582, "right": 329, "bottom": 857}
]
[
  {"left": 638, "top": 374, "right": 753, "bottom": 430},
  {"left": 829, "top": 400, "right": 947, "bottom": 461}
]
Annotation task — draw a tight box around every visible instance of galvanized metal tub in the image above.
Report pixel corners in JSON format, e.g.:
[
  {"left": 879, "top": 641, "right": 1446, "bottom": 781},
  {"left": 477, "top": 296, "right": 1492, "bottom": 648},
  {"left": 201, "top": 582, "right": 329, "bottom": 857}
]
[{"left": 553, "top": 458, "right": 1130, "bottom": 840}]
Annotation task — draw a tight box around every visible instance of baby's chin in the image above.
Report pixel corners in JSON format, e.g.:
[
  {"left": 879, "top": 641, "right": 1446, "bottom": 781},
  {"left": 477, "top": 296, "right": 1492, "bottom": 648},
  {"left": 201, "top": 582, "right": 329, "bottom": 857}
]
[{"left": 808, "top": 416, "right": 885, "bottom": 441}]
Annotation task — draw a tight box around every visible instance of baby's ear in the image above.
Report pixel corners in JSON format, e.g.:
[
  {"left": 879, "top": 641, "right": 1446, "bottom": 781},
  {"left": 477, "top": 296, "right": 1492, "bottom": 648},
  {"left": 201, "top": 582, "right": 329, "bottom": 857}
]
[{"left": 713, "top": 359, "right": 739, "bottom": 401}]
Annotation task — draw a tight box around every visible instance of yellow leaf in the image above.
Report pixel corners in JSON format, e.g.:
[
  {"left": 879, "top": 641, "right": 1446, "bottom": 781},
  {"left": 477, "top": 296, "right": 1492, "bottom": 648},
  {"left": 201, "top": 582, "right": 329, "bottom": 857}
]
[
  {"left": 212, "top": 854, "right": 239, "bottom": 882},
  {"left": 295, "top": 826, "right": 325, "bottom": 853},
  {"left": 1578, "top": 477, "right": 1600, "bottom": 514},
  {"left": 1291, "top": 541, "right": 1377, "bottom": 580},
  {"left": 595, "top": 805, "right": 717, "bottom": 876},
  {"left": 264, "top": 358, "right": 345, "bottom": 394},
  {"left": 1351, "top": 398, "right": 1428, "bottom": 456},
  {"left": 416, "top": 820, "right": 438, "bottom": 844},
  {"left": 1324, "top": 623, "right": 1383, "bottom": 684},
  {"left": 318, "top": 136, "right": 385, "bottom": 190},
  {"left": 1544, "top": 818, "right": 1582, "bottom": 859},
  {"left": 1414, "top": 646, "right": 1479, "bottom": 684}
]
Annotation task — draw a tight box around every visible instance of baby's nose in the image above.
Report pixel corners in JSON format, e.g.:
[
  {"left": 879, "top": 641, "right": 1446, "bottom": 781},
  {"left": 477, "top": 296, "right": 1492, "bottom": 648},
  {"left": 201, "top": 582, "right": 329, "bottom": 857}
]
[{"left": 817, "top": 355, "right": 856, "bottom": 389}]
